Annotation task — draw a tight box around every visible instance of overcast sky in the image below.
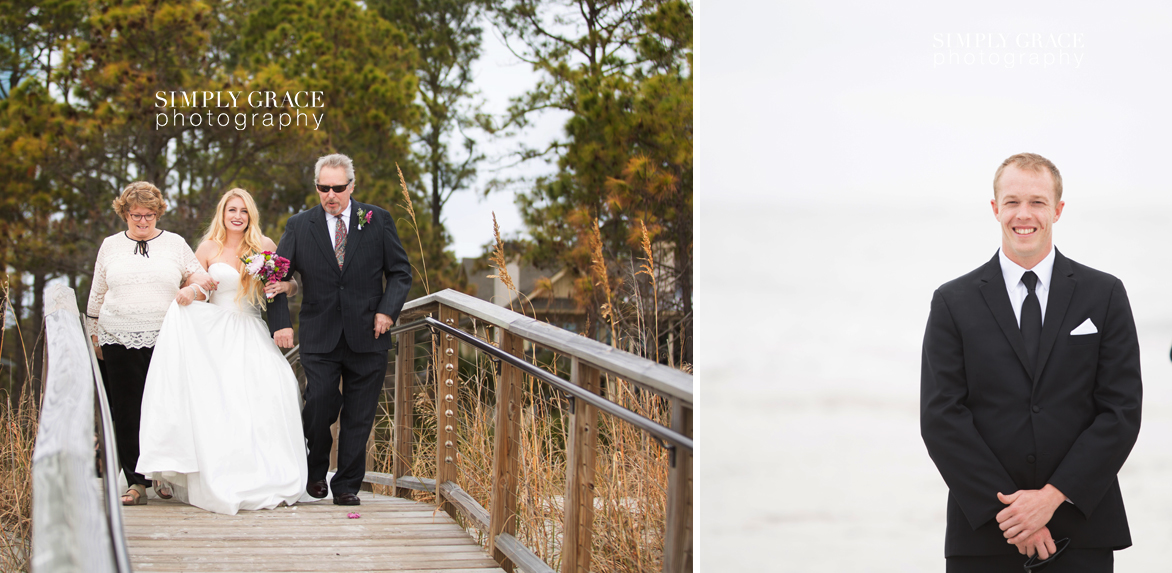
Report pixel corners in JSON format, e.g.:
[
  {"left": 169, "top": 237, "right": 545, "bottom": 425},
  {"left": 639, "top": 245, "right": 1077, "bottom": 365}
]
[
  {"left": 441, "top": 18, "right": 570, "bottom": 260},
  {"left": 697, "top": 0, "right": 1172, "bottom": 211}
]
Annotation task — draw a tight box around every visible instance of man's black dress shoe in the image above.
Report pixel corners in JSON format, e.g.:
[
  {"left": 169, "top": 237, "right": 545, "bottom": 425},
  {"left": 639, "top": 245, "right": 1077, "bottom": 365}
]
[
  {"left": 333, "top": 493, "right": 361, "bottom": 506},
  {"left": 307, "top": 479, "right": 328, "bottom": 499}
]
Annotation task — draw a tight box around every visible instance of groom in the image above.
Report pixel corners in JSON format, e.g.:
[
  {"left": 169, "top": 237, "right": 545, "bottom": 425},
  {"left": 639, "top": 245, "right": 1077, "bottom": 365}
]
[
  {"left": 269, "top": 153, "right": 412, "bottom": 505},
  {"left": 921, "top": 153, "right": 1141, "bottom": 571}
]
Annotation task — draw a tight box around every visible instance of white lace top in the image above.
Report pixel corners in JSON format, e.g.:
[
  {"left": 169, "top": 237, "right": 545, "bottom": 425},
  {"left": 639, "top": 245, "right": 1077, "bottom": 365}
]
[{"left": 86, "top": 231, "right": 204, "bottom": 348}]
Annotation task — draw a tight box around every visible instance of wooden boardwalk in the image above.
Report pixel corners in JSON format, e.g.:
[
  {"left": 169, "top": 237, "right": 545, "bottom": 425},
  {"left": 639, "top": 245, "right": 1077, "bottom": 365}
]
[{"left": 122, "top": 491, "right": 507, "bottom": 572}]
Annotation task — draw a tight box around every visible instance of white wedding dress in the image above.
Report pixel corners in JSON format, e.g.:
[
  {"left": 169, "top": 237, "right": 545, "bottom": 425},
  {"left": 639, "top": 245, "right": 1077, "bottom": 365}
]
[{"left": 137, "top": 262, "right": 308, "bottom": 515}]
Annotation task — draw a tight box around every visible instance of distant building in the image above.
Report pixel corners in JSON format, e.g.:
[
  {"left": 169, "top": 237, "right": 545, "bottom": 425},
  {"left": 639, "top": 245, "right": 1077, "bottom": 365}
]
[{"left": 460, "top": 258, "right": 586, "bottom": 333}]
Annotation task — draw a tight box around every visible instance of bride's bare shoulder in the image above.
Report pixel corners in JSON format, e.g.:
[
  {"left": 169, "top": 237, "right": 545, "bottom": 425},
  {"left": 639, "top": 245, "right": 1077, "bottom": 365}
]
[
  {"left": 261, "top": 236, "right": 278, "bottom": 252},
  {"left": 194, "top": 240, "right": 220, "bottom": 267}
]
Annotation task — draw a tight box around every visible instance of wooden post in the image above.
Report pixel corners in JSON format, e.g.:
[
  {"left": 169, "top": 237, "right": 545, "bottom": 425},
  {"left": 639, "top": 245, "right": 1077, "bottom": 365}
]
[
  {"left": 489, "top": 332, "right": 523, "bottom": 572},
  {"left": 561, "top": 358, "right": 599, "bottom": 573},
  {"left": 393, "top": 329, "right": 416, "bottom": 499},
  {"left": 435, "top": 305, "right": 460, "bottom": 518},
  {"left": 663, "top": 400, "right": 693, "bottom": 573}
]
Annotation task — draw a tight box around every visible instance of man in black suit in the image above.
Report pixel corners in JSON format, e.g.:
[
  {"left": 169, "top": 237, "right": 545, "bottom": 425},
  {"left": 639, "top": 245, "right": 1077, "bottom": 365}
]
[
  {"left": 269, "top": 153, "right": 412, "bottom": 505},
  {"left": 921, "top": 153, "right": 1141, "bottom": 572}
]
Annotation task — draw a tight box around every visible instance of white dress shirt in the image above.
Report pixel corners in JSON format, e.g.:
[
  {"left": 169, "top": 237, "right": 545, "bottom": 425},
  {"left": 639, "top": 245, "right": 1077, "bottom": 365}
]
[
  {"left": 326, "top": 202, "right": 352, "bottom": 248},
  {"left": 999, "top": 246, "right": 1056, "bottom": 327}
]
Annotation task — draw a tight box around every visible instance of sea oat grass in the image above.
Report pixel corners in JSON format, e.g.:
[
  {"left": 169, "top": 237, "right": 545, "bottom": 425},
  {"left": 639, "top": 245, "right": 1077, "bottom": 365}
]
[
  {"left": 0, "top": 392, "right": 36, "bottom": 572},
  {"left": 364, "top": 207, "right": 684, "bottom": 571},
  {"left": 0, "top": 282, "right": 38, "bottom": 572}
]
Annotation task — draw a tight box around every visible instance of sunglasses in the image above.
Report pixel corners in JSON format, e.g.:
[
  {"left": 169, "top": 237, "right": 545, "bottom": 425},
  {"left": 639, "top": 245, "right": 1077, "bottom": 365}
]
[
  {"left": 1023, "top": 537, "right": 1070, "bottom": 572},
  {"left": 315, "top": 180, "right": 352, "bottom": 194},
  {"left": 128, "top": 213, "right": 157, "bottom": 222}
]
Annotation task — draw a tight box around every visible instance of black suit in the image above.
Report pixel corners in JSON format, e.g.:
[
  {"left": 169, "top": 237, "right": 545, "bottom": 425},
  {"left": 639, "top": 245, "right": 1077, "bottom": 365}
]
[
  {"left": 269, "top": 201, "right": 411, "bottom": 495},
  {"left": 921, "top": 249, "right": 1141, "bottom": 560}
]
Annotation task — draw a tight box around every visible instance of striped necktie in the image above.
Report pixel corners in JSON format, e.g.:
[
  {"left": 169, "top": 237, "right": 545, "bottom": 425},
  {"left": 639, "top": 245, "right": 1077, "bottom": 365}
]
[{"left": 334, "top": 215, "right": 347, "bottom": 268}]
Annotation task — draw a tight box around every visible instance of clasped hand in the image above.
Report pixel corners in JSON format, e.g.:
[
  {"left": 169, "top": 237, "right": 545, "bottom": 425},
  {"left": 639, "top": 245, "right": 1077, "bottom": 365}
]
[
  {"left": 265, "top": 280, "right": 297, "bottom": 298},
  {"left": 996, "top": 484, "right": 1066, "bottom": 559}
]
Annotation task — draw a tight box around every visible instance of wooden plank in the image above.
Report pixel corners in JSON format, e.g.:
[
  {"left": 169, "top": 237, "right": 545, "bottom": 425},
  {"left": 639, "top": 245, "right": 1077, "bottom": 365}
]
[
  {"left": 129, "top": 548, "right": 489, "bottom": 555},
  {"left": 663, "top": 400, "right": 693, "bottom": 573},
  {"left": 122, "top": 494, "right": 507, "bottom": 572},
  {"left": 493, "top": 533, "right": 554, "bottom": 573},
  {"left": 33, "top": 284, "right": 117, "bottom": 572},
  {"left": 128, "top": 538, "right": 476, "bottom": 548},
  {"left": 124, "top": 516, "right": 472, "bottom": 527},
  {"left": 435, "top": 304, "right": 461, "bottom": 519},
  {"left": 128, "top": 545, "right": 489, "bottom": 556},
  {"left": 130, "top": 558, "right": 501, "bottom": 572},
  {"left": 393, "top": 331, "right": 416, "bottom": 499},
  {"left": 132, "top": 564, "right": 501, "bottom": 573},
  {"left": 402, "top": 290, "right": 692, "bottom": 405},
  {"left": 438, "top": 481, "right": 490, "bottom": 531},
  {"left": 489, "top": 331, "right": 523, "bottom": 572},
  {"left": 560, "top": 359, "right": 599, "bottom": 573},
  {"left": 365, "top": 472, "right": 436, "bottom": 493}
]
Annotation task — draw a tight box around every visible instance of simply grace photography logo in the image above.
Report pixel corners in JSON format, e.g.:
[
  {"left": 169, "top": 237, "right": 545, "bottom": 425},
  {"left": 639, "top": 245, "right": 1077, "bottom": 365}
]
[
  {"left": 933, "top": 32, "right": 1085, "bottom": 69},
  {"left": 155, "top": 90, "right": 326, "bottom": 131}
]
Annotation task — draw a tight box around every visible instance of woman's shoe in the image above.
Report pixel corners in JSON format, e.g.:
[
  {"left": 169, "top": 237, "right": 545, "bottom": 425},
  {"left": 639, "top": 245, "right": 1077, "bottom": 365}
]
[
  {"left": 153, "top": 479, "right": 173, "bottom": 500},
  {"left": 122, "top": 484, "right": 147, "bottom": 506}
]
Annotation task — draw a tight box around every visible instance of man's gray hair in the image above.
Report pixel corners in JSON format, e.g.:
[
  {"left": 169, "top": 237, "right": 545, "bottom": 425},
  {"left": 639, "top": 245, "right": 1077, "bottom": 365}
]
[{"left": 314, "top": 153, "right": 356, "bottom": 185}]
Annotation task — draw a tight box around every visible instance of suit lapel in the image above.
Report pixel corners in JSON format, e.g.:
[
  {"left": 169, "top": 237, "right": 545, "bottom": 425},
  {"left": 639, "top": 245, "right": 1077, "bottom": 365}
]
[
  {"left": 308, "top": 206, "right": 341, "bottom": 275},
  {"left": 340, "top": 202, "right": 367, "bottom": 276},
  {"left": 978, "top": 253, "right": 1033, "bottom": 377},
  {"left": 1033, "top": 249, "right": 1075, "bottom": 385}
]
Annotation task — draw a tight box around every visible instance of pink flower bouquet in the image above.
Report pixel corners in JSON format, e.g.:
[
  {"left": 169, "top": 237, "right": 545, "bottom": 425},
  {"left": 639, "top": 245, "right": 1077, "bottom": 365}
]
[{"left": 240, "top": 251, "right": 291, "bottom": 300}]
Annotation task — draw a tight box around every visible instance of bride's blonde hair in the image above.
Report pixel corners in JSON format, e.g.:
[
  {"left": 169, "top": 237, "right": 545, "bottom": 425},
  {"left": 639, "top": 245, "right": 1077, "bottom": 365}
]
[{"left": 203, "top": 188, "right": 268, "bottom": 308}]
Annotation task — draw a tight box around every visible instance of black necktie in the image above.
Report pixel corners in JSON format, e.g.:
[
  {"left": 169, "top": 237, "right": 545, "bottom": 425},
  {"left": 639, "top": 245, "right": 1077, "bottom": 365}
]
[{"left": 1021, "top": 271, "right": 1042, "bottom": 372}]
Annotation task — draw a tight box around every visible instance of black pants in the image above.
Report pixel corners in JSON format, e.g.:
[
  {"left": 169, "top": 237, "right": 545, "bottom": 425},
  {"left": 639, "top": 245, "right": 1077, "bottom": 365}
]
[
  {"left": 299, "top": 334, "right": 388, "bottom": 496},
  {"left": 947, "top": 549, "right": 1112, "bottom": 572},
  {"left": 101, "top": 343, "right": 154, "bottom": 487}
]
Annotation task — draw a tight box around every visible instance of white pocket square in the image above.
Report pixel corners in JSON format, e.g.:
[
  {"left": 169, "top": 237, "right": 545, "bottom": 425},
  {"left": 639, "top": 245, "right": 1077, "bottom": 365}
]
[{"left": 1070, "top": 318, "right": 1098, "bottom": 335}]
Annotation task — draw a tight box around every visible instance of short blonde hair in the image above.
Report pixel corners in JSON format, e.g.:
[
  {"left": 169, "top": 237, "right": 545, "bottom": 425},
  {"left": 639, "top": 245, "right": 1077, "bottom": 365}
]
[
  {"left": 993, "top": 153, "right": 1063, "bottom": 202},
  {"left": 112, "top": 181, "right": 167, "bottom": 220}
]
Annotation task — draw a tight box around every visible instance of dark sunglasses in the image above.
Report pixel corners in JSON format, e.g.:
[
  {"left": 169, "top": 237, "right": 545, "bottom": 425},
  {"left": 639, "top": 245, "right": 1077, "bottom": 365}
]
[
  {"left": 315, "top": 180, "right": 352, "bottom": 194},
  {"left": 1023, "top": 537, "right": 1070, "bottom": 572}
]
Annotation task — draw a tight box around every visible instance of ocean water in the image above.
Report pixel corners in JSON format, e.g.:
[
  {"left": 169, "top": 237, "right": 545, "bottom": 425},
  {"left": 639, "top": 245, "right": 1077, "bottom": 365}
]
[{"left": 699, "top": 199, "right": 1172, "bottom": 571}]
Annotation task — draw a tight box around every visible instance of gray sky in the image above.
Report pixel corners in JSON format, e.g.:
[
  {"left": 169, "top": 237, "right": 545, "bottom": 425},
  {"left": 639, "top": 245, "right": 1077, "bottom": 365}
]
[
  {"left": 442, "top": 17, "right": 570, "bottom": 260},
  {"left": 698, "top": 0, "right": 1172, "bottom": 211}
]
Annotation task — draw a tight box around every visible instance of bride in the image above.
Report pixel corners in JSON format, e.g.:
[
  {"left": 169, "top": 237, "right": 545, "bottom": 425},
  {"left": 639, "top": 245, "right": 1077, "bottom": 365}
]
[{"left": 137, "top": 188, "right": 308, "bottom": 515}]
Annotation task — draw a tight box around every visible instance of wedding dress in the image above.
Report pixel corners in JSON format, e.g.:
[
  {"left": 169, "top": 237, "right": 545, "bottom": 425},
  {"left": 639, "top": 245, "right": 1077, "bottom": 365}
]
[{"left": 137, "top": 262, "right": 308, "bottom": 515}]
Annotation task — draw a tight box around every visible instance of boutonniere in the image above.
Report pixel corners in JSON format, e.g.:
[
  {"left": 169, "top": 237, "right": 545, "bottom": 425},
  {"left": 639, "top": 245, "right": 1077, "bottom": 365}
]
[{"left": 356, "top": 208, "right": 372, "bottom": 230}]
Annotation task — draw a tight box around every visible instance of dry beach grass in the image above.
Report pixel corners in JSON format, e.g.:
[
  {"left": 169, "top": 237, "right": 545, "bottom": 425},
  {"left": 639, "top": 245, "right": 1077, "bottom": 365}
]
[
  {"left": 364, "top": 211, "right": 681, "bottom": 571},
  {"left": 0, "top": 281, "right": 35, "bottom": 572}
]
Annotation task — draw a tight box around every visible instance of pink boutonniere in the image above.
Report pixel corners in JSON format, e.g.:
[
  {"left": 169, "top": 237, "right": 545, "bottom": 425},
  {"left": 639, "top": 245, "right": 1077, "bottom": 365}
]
[{"left": 356, "top": 208, "right": 372, "bottom": 230}]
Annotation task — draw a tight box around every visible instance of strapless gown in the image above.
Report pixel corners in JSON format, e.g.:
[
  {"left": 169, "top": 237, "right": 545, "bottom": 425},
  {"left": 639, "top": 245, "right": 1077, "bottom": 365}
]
[{"left": 137, "top": 262, "right": 308, "bottom": 514}]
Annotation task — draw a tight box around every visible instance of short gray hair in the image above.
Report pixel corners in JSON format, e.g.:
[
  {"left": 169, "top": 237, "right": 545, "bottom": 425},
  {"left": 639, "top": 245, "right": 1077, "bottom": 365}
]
[{"left": 314, "top": 153, "right": 356, "bottom": 185}]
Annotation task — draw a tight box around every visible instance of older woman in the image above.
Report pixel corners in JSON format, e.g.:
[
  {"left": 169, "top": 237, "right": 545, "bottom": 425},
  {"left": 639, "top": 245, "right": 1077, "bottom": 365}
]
[{"left": 86, "top": 181, "right": 216, "bottom": 506}]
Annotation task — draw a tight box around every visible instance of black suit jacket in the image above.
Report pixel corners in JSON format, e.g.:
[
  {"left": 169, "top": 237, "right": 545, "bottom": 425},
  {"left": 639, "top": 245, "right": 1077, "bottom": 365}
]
[
  {"left": 267, "top": 202, "right": 412, "bottom": 354},
  {"left": 920, "top": 249, "right": 1141, "bottom": 557}
]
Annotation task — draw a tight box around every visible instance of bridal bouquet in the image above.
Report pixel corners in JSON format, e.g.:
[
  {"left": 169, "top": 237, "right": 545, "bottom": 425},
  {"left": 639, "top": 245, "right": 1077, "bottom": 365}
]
[{"left": 240, "top": 251, "right": 291, "bottom": 300}]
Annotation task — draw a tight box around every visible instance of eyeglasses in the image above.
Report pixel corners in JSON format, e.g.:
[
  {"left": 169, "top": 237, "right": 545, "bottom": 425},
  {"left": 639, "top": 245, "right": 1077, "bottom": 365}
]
[
  {"left": 316, "top": 180, "right": 353, "bottom": 194},
  {"left": 128, "top": 213, "right": 157, "bottom": 222}
]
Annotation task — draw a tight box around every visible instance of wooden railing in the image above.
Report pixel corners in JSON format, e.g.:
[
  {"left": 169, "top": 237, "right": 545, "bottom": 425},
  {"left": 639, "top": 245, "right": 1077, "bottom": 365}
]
[
  {"left": 31, "top": 285, "right": 691, "bottom": 573},
  {"left": 31, "top": 284, "right": 131, "bottom": 572},
  {"left": 357, "top": 289, "right": 693, "bottom": 573}
]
